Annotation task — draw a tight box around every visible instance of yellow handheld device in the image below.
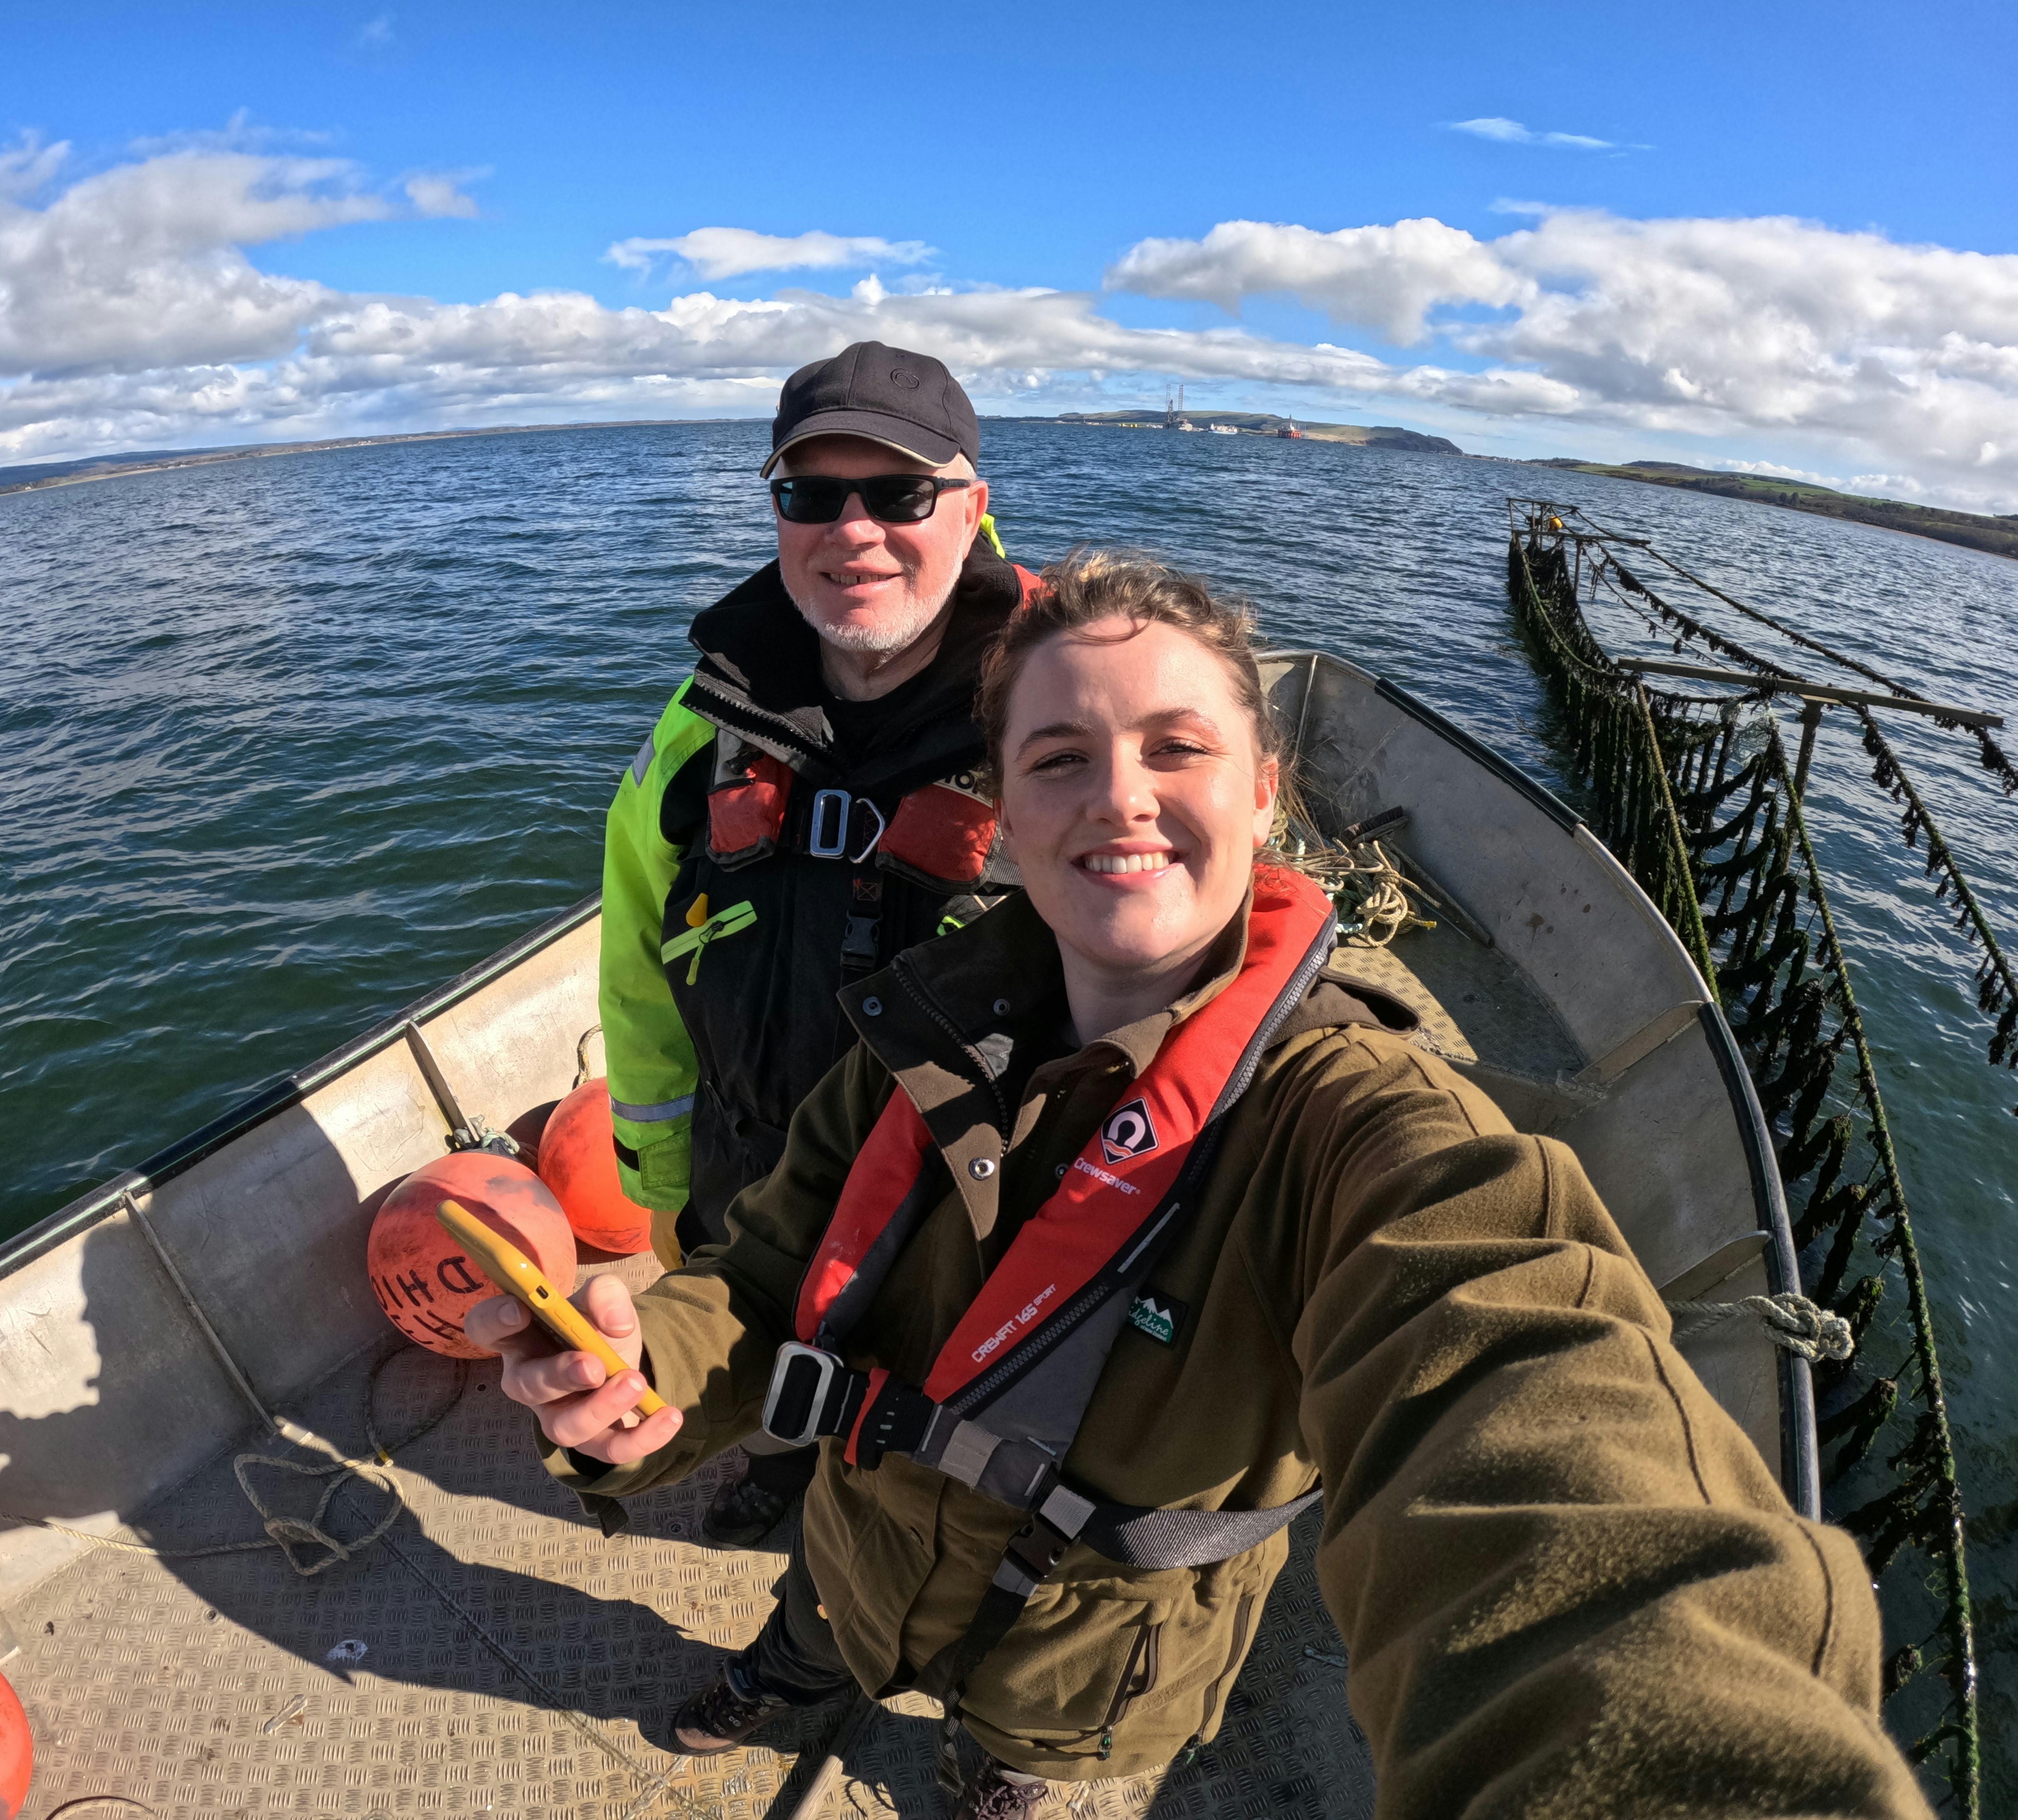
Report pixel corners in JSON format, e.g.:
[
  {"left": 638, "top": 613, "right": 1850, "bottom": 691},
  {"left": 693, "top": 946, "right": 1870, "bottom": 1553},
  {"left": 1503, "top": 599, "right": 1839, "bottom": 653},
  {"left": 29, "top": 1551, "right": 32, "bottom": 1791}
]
[{"left": 435, "top": 1198, "right": 668, "bottom": 1416}]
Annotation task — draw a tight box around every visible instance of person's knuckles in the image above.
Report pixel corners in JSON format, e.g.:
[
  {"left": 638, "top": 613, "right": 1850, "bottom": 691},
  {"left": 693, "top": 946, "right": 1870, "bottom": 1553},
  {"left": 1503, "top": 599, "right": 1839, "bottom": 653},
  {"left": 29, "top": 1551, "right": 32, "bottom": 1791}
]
[
  {"left": 506, "top": 1356, "right": 592, "bottom": 1407},
  {"left": 463, "top": 1295, "right": 528, "bottom": 1347}
]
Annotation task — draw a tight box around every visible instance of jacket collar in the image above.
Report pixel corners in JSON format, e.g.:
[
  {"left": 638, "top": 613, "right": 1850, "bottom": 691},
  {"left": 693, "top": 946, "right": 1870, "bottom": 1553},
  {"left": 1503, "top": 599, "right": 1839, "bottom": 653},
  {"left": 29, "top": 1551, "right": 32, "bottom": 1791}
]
[
  {"left": 682, "top": 545, "right": 1024, "bottom": 791},
  {"left": 836, "top": 880, "right": 1415, "bottom": 1238},
  {"left": 839, "top": 889, "right": 1252, "bottom": 1138}
]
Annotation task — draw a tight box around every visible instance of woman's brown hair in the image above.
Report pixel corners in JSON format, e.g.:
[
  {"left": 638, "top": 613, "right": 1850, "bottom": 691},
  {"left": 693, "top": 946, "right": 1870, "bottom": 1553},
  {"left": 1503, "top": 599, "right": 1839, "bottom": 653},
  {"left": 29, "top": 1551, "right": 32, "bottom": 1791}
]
[{"left": 974, "top": 549, "right": 1285, "bottom": 794}]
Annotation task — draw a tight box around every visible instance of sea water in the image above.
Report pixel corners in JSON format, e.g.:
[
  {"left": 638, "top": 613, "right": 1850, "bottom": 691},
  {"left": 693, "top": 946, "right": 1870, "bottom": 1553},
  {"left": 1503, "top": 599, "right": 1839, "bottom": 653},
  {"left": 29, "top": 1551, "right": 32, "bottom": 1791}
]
[{"left": 3, "top": 419, "right": 2015, "bottom": 1782}]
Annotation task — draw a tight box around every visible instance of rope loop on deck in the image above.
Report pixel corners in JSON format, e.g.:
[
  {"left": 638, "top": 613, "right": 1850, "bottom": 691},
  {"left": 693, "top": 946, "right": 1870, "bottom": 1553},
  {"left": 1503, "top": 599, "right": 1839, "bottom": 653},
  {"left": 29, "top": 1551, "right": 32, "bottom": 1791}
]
[
  {"left": 0, "top": 1344, "right": 466, "bottom": 1575},
  {"left": 231, "top": 1452, "right": 404, "bottom": 1577},
  {"left": 1667, "top": 1290, "right": 1855, "bottom": 1362}
]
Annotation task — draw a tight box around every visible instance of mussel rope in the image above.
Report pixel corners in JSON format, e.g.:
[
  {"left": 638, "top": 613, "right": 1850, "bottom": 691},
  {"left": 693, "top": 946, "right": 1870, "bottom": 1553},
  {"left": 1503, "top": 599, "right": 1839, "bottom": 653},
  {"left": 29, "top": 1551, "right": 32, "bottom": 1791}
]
[
  {"left": 1507, "top": 506, "right": 1982, "bottom": 1814},
  {"left": 1560, "top": 500, "right": 2016, "bottom": 796}
]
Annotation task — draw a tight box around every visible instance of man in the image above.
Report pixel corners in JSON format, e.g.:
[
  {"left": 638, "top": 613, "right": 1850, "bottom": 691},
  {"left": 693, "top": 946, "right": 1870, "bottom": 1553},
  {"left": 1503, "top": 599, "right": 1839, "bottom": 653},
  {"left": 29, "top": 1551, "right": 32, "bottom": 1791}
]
[{"left": 600, "top": 341, "right": 1039, "bottom": 1543}]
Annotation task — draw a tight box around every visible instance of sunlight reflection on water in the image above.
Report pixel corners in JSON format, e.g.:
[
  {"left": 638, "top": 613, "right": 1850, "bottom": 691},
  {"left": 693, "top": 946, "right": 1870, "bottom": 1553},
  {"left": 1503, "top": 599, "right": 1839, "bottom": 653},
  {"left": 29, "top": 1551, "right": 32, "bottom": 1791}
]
[{"left": 3, "top": 419, "right": 2015, "bottom": 1781}]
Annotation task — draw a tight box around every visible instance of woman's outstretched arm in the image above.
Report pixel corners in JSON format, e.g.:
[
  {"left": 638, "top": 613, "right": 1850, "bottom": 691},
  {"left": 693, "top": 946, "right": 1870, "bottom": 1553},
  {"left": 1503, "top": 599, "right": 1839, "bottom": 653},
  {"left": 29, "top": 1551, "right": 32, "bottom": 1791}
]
[{"left": 1287, "top": 1030, "right": 1928, "bottom": 1818}]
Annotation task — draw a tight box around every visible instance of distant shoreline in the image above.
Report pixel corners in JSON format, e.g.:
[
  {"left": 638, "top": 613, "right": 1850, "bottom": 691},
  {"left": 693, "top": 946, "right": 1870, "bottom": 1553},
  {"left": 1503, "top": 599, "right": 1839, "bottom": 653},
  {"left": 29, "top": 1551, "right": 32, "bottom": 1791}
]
[
  {"left": 0, "top": 420, "right": 720, "bottom": 500},
  {"left": 6, "top": 416, "right": 2012, "bottom": 564},
  {"left": 1526, "top": 458, "right": 2018, "bottom": 564}
]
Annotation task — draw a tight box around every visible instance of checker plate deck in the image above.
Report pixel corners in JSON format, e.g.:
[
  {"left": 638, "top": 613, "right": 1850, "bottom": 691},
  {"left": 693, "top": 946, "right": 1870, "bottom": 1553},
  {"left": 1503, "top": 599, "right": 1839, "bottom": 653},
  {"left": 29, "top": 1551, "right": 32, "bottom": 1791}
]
[{"left": 10, "top": 1327, "right": 1373, "bottom": 1819}]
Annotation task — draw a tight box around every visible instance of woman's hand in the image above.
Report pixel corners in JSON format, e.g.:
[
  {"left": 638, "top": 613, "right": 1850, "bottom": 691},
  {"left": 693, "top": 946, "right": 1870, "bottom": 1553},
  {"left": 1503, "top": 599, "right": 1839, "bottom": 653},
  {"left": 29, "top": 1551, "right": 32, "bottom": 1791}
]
[{"left": 463, "top": 1274, "right": 684, "bottom": 1467}]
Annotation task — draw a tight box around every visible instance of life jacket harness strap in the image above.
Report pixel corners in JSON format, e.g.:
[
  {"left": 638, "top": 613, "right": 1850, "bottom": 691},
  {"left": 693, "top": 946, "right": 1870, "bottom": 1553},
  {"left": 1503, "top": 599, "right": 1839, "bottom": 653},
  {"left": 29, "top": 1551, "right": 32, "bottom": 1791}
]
[
  {"left": 761, "top": 1337, "right": 1320, "bottom": 1567},
  {"left": 763, "top": 872, "right": 1337, "bottom": 1768}
]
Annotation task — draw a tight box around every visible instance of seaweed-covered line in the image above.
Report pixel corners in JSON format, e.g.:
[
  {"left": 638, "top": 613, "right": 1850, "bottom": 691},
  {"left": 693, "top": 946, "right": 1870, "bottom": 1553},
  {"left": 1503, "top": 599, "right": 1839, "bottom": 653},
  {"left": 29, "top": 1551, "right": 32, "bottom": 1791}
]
[
  {"left": 1558, "top": 499, "right": 2018, "bottom": 797},
  {"left": 1633, "top": 679, "right": 1720, "bottom": 991},
  {"left": 1768, "top": 722, "right": 1980, "bottom": 1803},
  {"left": 1855, "top": 710, "right": 2018, "bottom": 1095},
  {"left": 1587, "top": 534, "right": 2016, "bottom": 1089},
  {"left": 1504, "top": 506, "right": 1981, "bottom": 1816}
]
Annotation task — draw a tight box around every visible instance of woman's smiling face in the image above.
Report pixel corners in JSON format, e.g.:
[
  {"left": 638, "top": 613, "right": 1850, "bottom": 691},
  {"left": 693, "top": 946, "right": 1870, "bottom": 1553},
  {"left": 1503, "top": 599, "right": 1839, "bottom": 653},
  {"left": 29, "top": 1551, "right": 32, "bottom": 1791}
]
[{"left": 997, "top": 616, "right": 1278, "bottom": 1016}]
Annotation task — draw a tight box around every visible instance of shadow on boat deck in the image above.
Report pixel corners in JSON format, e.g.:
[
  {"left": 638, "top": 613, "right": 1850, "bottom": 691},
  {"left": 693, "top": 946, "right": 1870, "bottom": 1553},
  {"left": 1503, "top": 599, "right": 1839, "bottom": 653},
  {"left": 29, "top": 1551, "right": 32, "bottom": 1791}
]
[{"left": 1, "top": 1224, "right": 1374, "bottom": 1816}]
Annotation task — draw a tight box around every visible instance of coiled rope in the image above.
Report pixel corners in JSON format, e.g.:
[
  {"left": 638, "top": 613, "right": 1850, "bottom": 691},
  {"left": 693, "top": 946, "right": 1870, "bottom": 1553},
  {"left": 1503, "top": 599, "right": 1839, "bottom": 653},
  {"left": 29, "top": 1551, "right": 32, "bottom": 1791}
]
[{"left": 1292, "top": 835, "right": 1436, "bottom": 947}]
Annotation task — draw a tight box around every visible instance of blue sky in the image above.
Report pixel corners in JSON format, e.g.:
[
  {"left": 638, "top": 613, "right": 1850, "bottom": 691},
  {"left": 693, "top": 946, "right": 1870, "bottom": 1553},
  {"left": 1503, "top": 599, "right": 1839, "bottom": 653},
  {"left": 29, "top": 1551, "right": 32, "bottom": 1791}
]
[{"left": 6, "top": 1, "right": 2017, "bottom": 506}]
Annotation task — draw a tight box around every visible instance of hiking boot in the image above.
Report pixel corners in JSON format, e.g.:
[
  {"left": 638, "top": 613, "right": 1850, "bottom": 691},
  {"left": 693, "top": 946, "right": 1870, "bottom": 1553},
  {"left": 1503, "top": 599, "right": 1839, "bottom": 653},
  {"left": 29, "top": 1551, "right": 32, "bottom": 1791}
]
[
  {"left": 701, "top": 1472, "right": 787, "bottom": 1546},
  {"left": 670, "top": 1662, "right": 796, "bottom": 1754},
  {"left": 951, "top": 1756, "right": 1048, "bottom": 1818}
]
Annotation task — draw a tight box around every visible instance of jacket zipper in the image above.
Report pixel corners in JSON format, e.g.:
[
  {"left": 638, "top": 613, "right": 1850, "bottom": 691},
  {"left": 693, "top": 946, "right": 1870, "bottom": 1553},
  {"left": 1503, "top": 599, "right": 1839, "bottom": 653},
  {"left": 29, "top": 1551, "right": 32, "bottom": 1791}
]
[
  {"left": 1094, "top": 1616, "right": 1161, "bottom": 1760},
  {"left": 890, "top": 951, "right": 1011, "bottom": 1147}
]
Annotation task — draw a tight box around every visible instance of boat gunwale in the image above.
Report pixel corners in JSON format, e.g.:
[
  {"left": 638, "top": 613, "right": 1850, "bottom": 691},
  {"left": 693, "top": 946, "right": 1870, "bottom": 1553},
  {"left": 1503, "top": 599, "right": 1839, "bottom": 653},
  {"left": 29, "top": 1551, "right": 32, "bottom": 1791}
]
[
  {"left": 1260, "top": 648, "right": 1814, "bottom": 1519},
  {"left": 6, "top": 651, "right": 1814, "bottom": 1518},
  {"left": 0, "top": 891, "right": 603, "bottom": 1283}
]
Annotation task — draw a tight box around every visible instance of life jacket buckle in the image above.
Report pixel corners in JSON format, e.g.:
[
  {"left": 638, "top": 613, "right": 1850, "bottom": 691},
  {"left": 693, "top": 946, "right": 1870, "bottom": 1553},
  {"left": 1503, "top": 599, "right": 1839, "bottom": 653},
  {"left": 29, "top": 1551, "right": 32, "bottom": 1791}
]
[
  {"left": 807, "top": 789, "right": 851, "bottom": 857},
  {"left": 762, "top": 1341, "right": 856, "bottom": 1447},
  {"left": 807, "top": 788, "right": 887, "bottom": 862}
]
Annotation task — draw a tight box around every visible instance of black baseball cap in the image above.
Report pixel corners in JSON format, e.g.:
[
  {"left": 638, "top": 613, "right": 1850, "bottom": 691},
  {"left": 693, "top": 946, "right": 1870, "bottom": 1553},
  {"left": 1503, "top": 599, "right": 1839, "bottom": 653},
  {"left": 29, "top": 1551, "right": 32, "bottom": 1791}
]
[{"left": 761, "top": 341, "right": 980, "bottom": 477}]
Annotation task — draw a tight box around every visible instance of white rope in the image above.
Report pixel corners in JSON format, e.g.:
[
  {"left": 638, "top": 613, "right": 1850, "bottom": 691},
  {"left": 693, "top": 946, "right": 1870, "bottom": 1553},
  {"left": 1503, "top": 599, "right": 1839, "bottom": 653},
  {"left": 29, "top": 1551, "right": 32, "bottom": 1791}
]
[
  {"left": 0, "top": 1348, "right": 460, "bottom": 1576},
  {"left": 0, "top": 1452, "right": 401, "bottom": 1575},
  {"left": 1292, "top": 836, "right": 1437, "bottom": 948},
  {"left": 575, "top": 1022, "right": 605, "bottom": 1090},
  {"left": 1665, "top": 1291, "right": 1854, "bottom": 1362}
]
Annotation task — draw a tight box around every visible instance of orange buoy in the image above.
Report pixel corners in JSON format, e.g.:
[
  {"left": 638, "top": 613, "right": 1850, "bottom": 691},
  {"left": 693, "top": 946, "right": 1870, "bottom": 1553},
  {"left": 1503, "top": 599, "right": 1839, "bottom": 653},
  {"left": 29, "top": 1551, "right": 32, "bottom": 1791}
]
[
  {"left": 0, "top": 1667, "right": 29, "bottom": 1820},
  {"left": 368, "top": 1151, "right": 576, "bottom": 1358},
  {"left": 536, "top": 1079, "right": 657, "bottom": 1256}
]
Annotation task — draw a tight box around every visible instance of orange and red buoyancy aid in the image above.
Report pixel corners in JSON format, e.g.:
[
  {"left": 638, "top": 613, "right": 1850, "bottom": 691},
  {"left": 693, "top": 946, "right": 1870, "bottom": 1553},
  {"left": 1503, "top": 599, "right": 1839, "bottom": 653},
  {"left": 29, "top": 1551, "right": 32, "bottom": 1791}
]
[
  {"left": 704, "top": 746, "right": 1006, "bottom": 891},
  {"left": 704, "top": 563, "right": 1044, "bottom": 889},
  {"left": 761, "top": 869, "right": 1337, "bottom": 1554}
]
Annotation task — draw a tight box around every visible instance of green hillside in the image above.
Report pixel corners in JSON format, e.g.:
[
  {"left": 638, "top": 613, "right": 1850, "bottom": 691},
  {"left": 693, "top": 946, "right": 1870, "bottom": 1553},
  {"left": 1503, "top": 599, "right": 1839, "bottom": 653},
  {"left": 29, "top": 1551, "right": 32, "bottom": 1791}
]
[{"left": 1533, "top": 458, "right": 2018, "bottom": 561}]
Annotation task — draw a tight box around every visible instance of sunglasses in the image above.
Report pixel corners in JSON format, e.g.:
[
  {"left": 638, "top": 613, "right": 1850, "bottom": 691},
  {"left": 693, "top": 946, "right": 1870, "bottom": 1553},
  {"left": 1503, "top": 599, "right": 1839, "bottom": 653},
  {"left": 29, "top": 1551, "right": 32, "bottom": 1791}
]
[{"left": 770, "top": 474, "right": 972, "bottom": 525}]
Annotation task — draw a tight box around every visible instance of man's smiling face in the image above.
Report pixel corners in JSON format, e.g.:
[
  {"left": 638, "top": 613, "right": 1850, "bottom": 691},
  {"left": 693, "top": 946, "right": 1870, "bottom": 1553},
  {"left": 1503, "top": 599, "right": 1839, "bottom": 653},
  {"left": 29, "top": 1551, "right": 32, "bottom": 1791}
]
[{"left": 773, "top": 434, "right": 988, "bottom": 657}]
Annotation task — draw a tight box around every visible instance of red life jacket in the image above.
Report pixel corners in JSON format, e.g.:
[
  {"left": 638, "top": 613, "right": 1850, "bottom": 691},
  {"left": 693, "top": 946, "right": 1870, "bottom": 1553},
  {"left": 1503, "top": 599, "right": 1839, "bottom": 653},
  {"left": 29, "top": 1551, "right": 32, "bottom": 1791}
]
[
  {"left": 704, "top": 564, "right": 1045, "bottom": 887},
  {"left": 766, "top": 869, "right": 1338, "bottom": 1506},
  {"left": 762, "top": 868, "right": 1336, "bottom": 1735}
]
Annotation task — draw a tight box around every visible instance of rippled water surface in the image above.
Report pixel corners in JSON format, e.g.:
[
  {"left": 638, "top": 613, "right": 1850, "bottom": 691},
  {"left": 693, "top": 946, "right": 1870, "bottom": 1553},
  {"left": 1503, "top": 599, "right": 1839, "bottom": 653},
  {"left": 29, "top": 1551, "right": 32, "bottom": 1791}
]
[{"left": 5, "top": 421, "right": 2017, "bottom": 1779}]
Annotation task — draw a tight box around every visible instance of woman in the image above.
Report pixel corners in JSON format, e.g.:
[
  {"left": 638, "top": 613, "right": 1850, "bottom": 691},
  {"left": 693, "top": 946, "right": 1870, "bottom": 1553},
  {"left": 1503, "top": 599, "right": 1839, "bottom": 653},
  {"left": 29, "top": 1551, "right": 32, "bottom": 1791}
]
[{"left": 470, "top": 555, "right": 1924, "bottom": 1818}]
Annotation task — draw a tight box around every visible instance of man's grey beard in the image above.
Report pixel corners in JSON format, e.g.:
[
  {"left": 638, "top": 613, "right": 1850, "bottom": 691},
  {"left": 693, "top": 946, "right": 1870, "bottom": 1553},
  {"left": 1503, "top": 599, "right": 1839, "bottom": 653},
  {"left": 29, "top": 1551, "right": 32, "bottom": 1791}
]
[{"left": 784, "top": 577, "right": 954, "bottom": 655}]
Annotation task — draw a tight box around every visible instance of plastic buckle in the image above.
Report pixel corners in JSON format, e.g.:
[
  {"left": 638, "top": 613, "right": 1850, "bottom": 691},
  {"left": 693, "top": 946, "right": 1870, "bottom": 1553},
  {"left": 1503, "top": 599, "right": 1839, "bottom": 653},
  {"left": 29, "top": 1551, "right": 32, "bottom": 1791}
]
[
  {"left": 762, "top": 1342, "right": 841, "bottom": 1446},
  {"left": 807, "top": 789, "right": 851, "bottom": 858},
  {"left": 840, "top": 915, "right": 881, "bottom": 968},
  {"left": 1002, "top": 1511, "right": 1073, "bottom": 1584}
]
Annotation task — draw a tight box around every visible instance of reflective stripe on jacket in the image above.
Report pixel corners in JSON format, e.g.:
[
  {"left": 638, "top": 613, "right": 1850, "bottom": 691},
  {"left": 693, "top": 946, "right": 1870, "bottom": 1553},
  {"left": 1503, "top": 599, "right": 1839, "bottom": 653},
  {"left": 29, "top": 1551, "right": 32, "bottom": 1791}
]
[{"left": 599, "top": 677, "right": 715, "bottom": 1246}]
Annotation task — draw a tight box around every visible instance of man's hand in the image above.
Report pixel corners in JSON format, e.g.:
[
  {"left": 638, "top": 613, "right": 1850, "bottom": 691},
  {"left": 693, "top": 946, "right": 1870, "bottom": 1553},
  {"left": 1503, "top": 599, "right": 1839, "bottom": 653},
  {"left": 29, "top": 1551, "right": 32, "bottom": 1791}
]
[{"left": 463, "top": 1273, "right": 684, "bottom": 1467}]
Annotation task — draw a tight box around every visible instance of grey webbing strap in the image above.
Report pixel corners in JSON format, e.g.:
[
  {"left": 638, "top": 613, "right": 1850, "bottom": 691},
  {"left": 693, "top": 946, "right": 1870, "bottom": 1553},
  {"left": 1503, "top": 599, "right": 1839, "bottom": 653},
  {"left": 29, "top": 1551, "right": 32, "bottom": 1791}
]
[{"left": 1080, "top": 1487, "right": 1322, "bottom": 1569}]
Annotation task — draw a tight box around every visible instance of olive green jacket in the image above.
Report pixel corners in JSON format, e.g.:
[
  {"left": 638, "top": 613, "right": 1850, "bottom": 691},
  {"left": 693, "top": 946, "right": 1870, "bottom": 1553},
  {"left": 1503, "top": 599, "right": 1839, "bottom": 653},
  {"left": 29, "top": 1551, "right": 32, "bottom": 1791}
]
[{"left": 548, "top": 894, "right": 1925, "bottom": 1811}]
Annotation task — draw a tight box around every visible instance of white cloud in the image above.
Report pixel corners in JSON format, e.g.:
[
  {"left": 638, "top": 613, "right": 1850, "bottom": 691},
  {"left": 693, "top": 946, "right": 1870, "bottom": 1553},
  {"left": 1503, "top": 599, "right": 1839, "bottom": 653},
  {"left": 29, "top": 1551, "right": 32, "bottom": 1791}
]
[
  {"left": 1108, "top": 210, "right": 2018, "bottom": 510},
  {"left": 606, "top": 227, "right": 934, "bottom": 281},
  {"left": 404, "top": 171, "right": 483, "bottom": 218},
  {"left": 1716, "top": 459, "right": 1845, "bottom": 486},
  {"left": 1451, "top": 118, "right": 1616, "bottom": 151},
  {"left": 1107, "top": 218, "right": 1526, "bottom": 343},
  {"left": 4, "top": 140, "right": 2017, "bottom": 514},
  {"left": 0, "top": 132, "right": 69, "bottom": 199},
  {"left": 0, "top": 143, "right": 488, "bottom": 377},
  {"left": 359, "top": 13, "right": 395, "bottom": 48}
]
